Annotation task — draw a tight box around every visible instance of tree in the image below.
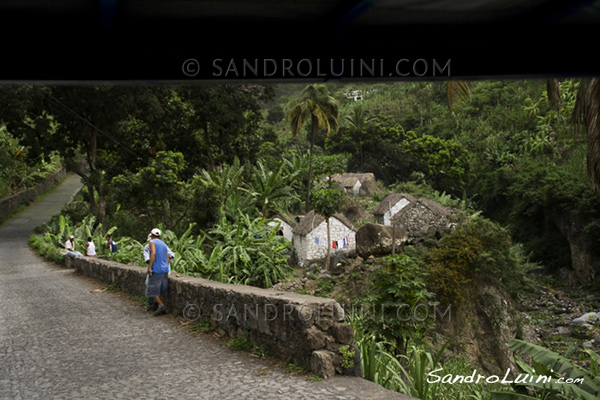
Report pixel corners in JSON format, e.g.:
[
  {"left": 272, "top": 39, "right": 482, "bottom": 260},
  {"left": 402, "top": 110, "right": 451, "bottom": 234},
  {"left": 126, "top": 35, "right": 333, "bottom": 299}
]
[
  {"left": 242, "top": 160, "right": 301, "bottom": 218},
  {"left": 311, "top": 187, "right": 345, "bottom": 271},
  {"left": 449, "top": 77, "right": 600, "bottom": 197},
  {"left": 177, "top": 85, "right": 272, "bottom": 171},
  {"left": 573, "top": 78, "right": 600, "bottom": 195},
  {"left": 344, "top": 102, "right": 377, "bottom": 172},
  {"left": 0, "top": 84, "right": 157, "bottom": 222},
  {"left": 286, "top": 84, "right": 339, "bottom": 212}
]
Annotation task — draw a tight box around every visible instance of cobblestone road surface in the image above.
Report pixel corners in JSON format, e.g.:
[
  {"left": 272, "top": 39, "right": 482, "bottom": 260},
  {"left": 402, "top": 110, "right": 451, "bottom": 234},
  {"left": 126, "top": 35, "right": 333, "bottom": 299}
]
[{"left": 0, "top": 174, "right": 410, "bottom": 400}]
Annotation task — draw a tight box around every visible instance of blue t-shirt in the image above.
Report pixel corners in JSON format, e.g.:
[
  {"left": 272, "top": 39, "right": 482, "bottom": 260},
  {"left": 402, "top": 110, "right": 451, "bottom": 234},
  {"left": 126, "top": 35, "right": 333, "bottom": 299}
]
[{"left": 149, "top": 239, "right": 169, "bottom": 274}]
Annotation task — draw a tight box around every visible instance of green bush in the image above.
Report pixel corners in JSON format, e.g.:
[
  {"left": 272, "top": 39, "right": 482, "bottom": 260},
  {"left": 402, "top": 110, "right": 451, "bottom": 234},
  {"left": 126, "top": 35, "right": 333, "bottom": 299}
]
[
  {"left": 28, "top": 234, "right": 65, "bottom": 265},
  {"left": 359, "top": 254, "right": 437, "bottom": 353},
  {"left": 423, "top": 215, "right": 538, "bottom": 306}
]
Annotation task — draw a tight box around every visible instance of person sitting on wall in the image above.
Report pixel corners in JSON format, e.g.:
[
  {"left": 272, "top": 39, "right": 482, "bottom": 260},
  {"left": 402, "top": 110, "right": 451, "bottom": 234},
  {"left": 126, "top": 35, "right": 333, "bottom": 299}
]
[
  {"left": 85, "top": 237, "right": 96, "bottom": 257},
  {"left": 106, "top": 234, "right": 118, "bottom": 253},
  {"left": 64, "top": 235, "right": 83, "bottom": 257}
]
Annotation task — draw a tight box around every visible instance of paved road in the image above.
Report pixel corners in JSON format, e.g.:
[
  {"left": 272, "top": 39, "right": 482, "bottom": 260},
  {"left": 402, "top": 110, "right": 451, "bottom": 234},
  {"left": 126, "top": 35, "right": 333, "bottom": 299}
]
[{"left": 0, "top": 174, "right": 409, "bottom": 400}]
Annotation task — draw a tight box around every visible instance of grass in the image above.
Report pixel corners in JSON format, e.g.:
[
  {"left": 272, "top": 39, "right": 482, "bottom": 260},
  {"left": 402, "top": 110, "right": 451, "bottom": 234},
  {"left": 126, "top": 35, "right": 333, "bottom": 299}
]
[
  {"left": 285, "top": 362, "right": 322, "bottom": 381},
  {"left": 127, "top": 293, "right": 149, "bottom": 308},
  {"left": 106, "top": 283, "right": 121, "bottom": 292},
  {"left": 189, "top": 319, "right": 213, "bottom": 334},
  {"left": 225, "top": 331, "right": 271, "bottom": 359}
]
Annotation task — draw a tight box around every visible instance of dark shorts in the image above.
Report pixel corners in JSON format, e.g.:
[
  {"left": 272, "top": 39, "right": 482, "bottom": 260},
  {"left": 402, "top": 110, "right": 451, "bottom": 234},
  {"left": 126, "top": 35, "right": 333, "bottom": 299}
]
[{"left": 146, "top": 273, "right": 168, "bottom": 297}]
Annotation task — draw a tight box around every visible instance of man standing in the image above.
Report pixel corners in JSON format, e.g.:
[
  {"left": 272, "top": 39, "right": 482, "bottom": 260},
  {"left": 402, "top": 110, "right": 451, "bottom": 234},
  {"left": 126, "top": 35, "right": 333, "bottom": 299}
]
[
  {"left": 146, "top": 228, "right": 170, "bottom": 316},
  {"left": 144, "top": 234, "right": 175, "bottom": 312}
]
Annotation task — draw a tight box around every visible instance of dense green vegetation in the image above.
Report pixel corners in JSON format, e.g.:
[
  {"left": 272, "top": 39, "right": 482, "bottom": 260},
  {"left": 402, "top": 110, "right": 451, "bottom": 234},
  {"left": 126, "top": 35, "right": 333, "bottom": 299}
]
[{"left": 5, "top": 79, "right": 600, "bottom": 399}]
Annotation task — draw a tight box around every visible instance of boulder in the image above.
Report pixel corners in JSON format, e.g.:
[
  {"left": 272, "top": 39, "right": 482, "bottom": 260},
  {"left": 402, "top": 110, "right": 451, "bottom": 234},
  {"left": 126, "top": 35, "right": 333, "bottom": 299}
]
[
  {"left": 356, "top": 223, "right": 407, "bottom": 258},
  {"left": 571, "top": 312, "right": 600, "bottom": 326},
  {"left": 310, "top": 350, "right": 336, "bottom": 379}
]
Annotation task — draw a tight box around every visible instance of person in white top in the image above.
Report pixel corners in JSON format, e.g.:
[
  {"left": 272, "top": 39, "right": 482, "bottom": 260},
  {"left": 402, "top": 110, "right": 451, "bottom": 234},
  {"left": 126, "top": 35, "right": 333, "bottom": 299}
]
[
  {"left": 65, "top": 235, "right": 75, "bottom": 252},
  {"left": 85, "top": 237, "right": 96, "bottom": 257}
]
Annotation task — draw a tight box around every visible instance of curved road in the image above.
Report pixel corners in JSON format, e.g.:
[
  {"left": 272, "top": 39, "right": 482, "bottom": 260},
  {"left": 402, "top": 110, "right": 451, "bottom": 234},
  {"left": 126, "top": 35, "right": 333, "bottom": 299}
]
[{"left": 0, "top": 173, "right": 408, "bottom": 400}]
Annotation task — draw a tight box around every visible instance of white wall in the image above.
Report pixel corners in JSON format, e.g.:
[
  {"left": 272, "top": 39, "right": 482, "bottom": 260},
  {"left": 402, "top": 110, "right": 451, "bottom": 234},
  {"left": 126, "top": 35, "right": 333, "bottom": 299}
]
[
  {"left": 269, "top": 218, "right": 294, "bottom": 242},
  {"left": 384, "top": 198, "right": 411, "bottom": 226}
]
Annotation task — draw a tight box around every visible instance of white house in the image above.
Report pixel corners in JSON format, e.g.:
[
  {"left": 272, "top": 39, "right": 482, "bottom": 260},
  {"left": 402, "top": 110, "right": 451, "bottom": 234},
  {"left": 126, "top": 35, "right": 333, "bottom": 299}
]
[
  {"left": 268, "top": 214, "right": 297, "bottom": 242},
  {"left": 373, "top": 193, "right": 417, "bottom": 226},
  {"left": 292, "top": 210, "right": 358, "bottom": 264}
]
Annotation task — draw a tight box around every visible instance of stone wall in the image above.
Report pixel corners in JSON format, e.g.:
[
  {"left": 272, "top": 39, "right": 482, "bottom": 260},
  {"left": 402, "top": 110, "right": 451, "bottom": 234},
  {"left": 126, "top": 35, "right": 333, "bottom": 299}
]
[
  {"left": 395, "top": 200, "right": 454, "bottom": 242},
  {"left": 65, "top": 255, "right": 361, "bottom": 379},
  {"left": 0, "top": 167, "right": 67, "bottom": 218}
]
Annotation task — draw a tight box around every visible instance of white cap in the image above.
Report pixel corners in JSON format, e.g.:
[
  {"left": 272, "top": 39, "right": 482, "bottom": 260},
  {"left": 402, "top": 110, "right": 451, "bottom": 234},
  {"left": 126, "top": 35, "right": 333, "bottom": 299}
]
[
  {"left": 70, "top": 235, "right": 74, "bottom": 239},
  {"left": 151, "top": 228, "right": 161, "bottom": 237}
]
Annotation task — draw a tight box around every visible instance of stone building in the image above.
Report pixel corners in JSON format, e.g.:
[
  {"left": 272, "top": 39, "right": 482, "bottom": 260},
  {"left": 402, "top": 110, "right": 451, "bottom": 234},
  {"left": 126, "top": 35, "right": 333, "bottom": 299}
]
[
  {"left": 392, "top": 197, "right": 454, "bottom": 240},
  {"left": 292, "top": 210, "right": 358, "bottom": 265},
  {"left": 373, "top": 193, "right": 417, "bottom": 226},
  {"left": 329, "top": 173, "right": 382, "bottom": 197}
]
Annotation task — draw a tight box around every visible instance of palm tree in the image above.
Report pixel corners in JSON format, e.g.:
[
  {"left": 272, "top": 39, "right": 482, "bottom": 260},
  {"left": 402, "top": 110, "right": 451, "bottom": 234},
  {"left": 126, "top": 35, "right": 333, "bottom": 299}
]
[
  {"left": 286, "top": 84, "right": 339, "bottom": 212},
  {"left": 345, "top": 102, "right": 377, "bottom": 172}
]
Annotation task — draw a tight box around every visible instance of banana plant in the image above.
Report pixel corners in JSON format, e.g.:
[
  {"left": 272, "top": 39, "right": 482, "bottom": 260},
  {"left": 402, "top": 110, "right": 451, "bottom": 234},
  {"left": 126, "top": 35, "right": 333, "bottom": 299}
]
[{"left": 490, "top": 339, "right": 600, "bottom": 400}]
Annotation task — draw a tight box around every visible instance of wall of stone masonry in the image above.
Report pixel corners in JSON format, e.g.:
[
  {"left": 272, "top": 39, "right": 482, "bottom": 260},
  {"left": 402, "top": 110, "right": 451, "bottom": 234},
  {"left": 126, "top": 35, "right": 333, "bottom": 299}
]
[
  {"left": 0, "top": 167, "right": 67, "bottom": 218},
  {"left": 64, "top": 255, "right": 361, "bottom": 379}
]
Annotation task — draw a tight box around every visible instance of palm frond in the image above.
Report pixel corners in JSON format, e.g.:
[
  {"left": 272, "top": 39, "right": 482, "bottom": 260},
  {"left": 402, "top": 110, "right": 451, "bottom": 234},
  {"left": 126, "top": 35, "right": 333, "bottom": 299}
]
[{"left": 447, "top": 80, "right": 476, "bottom": 111}]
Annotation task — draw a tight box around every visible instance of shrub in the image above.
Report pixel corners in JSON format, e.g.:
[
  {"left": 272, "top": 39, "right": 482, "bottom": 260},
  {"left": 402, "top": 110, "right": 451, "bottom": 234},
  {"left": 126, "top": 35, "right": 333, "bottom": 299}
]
[
  {"left": 359, "top": 254, "right": 437, "bottom": 353},
  {"left": 423, "top": 214, "right": 538, "bottom": 306}
]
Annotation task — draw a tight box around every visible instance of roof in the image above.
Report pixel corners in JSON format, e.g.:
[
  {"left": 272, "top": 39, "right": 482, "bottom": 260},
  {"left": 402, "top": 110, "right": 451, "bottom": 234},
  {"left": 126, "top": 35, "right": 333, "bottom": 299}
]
[
  {"left": 293, "top": 210, "right": 358, "bottom": 236},
  {"left": 373, "top": 193, "right": 417, "bottom": 215},
  {"left": 330, "top": 173, "right": 376, "bottom": 188},
  {"left": 271, "top": 213, "right": 298, "bottom": 228},
  {"left": 391, "top": 198, "right": 453, "bottom": 221}
]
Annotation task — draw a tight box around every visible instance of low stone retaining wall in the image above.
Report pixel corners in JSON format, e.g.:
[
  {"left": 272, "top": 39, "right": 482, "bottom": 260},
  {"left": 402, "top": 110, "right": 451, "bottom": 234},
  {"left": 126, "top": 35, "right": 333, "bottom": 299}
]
[
  {"left": 65, "top": 256, "right": 361, "bottom": 379},
  {"left": 0, "top": 167, "right": 67, "bottom": 218}
]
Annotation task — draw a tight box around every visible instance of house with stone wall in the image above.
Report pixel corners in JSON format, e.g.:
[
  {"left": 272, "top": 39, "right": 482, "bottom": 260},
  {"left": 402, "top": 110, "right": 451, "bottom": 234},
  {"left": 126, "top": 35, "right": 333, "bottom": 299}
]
[
  {"left": 373, "top": 193, "right": 417, "bottom": 226},
  {"left": 391, "top": 197, "right": 455, "bottom": 240},
  {"left": 292, "top": 210, "right": 358, "bottom": 265},
  {"left": 329, "top": 173, "right": 382, "bottom": 197}
]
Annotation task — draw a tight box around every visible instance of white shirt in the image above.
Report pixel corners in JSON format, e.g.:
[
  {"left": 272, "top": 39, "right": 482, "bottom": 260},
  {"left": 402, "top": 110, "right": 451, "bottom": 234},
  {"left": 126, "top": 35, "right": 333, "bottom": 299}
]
[
  {"left": 65, "top": 239, "right": 75, "bottom": 252},
  {"left": 86, "top": 241, "right": 96, "bottom": 256}
]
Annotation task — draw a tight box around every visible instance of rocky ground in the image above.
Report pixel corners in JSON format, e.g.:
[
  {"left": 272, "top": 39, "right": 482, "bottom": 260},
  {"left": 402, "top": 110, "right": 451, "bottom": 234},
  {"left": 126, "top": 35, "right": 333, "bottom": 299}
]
[{"left": 519, "top": 269, "right": 600, "bottom": 365}]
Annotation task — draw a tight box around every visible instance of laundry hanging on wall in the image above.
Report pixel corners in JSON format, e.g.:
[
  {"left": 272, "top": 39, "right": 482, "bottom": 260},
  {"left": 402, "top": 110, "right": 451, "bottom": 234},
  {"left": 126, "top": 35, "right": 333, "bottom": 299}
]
[{"left": 314, "top": 236, "right": 350, "bottom": 248}]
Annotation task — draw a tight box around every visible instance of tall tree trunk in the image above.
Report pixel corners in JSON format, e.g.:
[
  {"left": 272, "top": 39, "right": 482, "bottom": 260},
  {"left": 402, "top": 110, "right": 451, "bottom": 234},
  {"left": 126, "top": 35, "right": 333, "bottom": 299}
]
[
  {"left": 305, "top": 115, "right": 317, "bottom": 212},
  {"left": 325, "top": 218, "right": 331, "bottom": 271},
  {"left": 358, "top": 132, "right": 363, "bottom": 172},
  {"left": 87, "top": 129, "right": 98, "bottom": 216},
  {"left": 97, "top": 168, "right": 106, "bottom": 223},
  {"left": 203, "top": 122, "right": 216, "bottom": 171}
]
